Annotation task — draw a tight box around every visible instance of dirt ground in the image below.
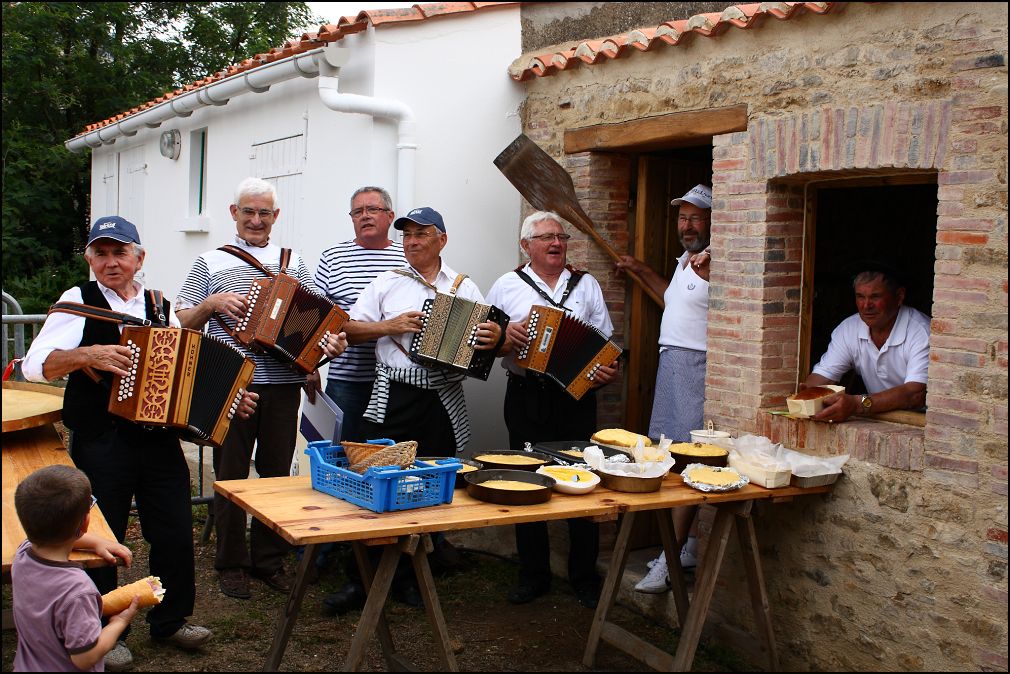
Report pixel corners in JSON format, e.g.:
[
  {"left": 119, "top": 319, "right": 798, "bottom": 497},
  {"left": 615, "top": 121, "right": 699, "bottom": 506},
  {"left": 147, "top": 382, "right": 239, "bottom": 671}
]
[{"left": 3, "top": 504, "right": 752, "bottom": 672}]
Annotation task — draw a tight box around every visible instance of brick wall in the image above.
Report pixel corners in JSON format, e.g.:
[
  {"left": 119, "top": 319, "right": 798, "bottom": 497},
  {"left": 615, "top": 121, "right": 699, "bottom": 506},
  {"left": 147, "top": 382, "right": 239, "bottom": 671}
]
[{"left": 515, "top": 2, "right": 1007, "bottom": 669}]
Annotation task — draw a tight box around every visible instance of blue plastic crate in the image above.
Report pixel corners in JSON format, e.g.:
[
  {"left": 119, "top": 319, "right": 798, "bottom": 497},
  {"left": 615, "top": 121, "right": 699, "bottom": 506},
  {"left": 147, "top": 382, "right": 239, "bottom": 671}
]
[{"left": 305, "top": 440, "right": 460, "bottom": 513}]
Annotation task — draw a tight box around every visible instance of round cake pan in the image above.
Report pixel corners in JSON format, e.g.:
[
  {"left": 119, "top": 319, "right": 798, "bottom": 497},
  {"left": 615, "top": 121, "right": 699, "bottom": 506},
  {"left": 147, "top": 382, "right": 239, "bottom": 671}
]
[
  {"left": 595, "top": 470, "right": 665, "bottom": 493},
  {"left": 464, "top": 469, "right": 554, "bottom": 505},
  {"left": 469, "top": 450, "right": 552, "bottom": 471},
  {"left": 418, "top": 456, "right": 484, "bottom": 488}
]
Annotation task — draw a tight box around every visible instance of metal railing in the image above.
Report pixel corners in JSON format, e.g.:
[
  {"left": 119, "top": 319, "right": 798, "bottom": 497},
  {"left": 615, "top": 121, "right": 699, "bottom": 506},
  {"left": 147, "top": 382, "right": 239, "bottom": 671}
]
[{"left": 2, "top": 290, "right": 46, "bottom": 376}]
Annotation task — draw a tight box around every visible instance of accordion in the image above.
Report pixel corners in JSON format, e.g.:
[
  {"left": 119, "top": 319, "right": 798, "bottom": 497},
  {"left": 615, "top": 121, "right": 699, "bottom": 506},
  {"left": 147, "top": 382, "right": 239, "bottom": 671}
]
[
  {"left": 233, "top": 273, "right": 349, "bottom": 374},
  {"left": 108, "top": 326, "right": 255, "bottom": 447},
  {"left": 409, "top": 292, "right": 509, "bottom": 380},
  {"left": 515, "top": 304, "right": 623, "bottom": 400}
]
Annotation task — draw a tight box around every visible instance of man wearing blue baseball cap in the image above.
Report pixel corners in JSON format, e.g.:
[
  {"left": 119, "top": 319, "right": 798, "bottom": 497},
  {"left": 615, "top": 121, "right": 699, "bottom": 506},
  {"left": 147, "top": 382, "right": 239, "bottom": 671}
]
[
  {"left": 615, "top": 184, "right": 713, "bottom": 593},
  {"left": 325, "top": 207, "right": 502, "bottom": 613},
  {"left": 21, "top": 216, "right": 253, "bottom": 668}
]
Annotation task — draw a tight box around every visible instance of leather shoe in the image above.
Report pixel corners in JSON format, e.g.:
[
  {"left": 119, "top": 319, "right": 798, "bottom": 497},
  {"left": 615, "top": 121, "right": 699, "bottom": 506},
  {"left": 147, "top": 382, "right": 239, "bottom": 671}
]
[
  {"left": 252, "top": 567, "right": 293, "bottom": 593},
  {"left": 219, "top": 568, "right": 251, "bottom": 599},
  {"left": 506, "top": 579, "right": 551, "bottom": 605},
  {"left": 574, "top": 582, "right": 601, "bottom": 609},
  {"left": 322, "top": 581, "right": 366, "bottom": 615},
  {"left": 393, "top": 582, "right": 423, "bottom": 608}
]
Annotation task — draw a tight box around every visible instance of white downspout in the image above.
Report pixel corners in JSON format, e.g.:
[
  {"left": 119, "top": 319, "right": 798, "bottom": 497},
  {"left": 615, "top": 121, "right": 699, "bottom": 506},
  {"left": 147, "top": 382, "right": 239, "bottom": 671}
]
[{"left": 315, "top": 45, "right": 417, "bottom": 215}]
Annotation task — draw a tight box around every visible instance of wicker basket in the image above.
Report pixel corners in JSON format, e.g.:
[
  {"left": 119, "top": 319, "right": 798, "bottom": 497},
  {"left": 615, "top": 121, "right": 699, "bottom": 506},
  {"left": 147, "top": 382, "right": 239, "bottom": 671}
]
[
  {"left": 347, "top": 441, "right": 417, "bottom": 474},
  {"left": 341, "top": 441, "right": 391, "bottom": 467}
]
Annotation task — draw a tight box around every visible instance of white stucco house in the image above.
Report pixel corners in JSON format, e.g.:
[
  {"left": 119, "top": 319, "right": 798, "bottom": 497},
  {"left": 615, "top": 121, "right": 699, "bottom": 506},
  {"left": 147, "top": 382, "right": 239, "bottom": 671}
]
[{"left": 65, "top": 3, "right": 523, "bottom": 448}]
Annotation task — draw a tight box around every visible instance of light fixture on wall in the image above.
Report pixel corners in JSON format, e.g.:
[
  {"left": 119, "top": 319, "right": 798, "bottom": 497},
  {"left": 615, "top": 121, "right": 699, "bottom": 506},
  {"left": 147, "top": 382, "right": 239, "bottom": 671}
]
[{"left": 159, "top": 129, "right": 181, "bottom": 160}]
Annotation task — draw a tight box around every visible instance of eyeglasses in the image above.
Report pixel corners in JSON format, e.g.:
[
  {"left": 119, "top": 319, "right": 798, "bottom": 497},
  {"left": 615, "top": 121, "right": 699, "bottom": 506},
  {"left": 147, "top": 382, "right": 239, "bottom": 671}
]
[
  {"left": 402, "top": 229, "right": 438, "bottom": 239},
  {"left": 349, "top": 206, "right": 390, "bottom": 218},
  {"left": 239, "top": 207, "right": 275, "bottom": 219},
  {"left": 528, "top": 233, "right": 572, "bottom": 243},
  {"left": 677, "top": 214, "right": 709, "bottom": 225}
]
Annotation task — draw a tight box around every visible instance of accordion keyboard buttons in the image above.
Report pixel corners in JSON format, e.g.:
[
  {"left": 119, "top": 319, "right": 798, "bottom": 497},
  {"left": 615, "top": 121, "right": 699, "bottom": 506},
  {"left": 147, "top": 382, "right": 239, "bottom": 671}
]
[
  {"left": 118, "top": 341, "right": 141, "bottom": 401},
  {"left": 237, "top": 286, "right": 261, "bottom": 331}
]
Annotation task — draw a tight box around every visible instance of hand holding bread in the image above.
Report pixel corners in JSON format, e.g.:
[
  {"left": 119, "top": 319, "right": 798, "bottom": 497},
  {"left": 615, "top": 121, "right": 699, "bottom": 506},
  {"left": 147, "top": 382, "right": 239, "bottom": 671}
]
[{"left": 101, "top": 576, "right": 164, "bottom": 616}]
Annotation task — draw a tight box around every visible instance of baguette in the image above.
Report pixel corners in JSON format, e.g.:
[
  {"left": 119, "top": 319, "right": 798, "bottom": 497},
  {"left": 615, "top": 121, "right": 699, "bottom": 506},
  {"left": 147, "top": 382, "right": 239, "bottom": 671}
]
[{"left": 101, "top": 576, "right": 164, "bottom": 616}]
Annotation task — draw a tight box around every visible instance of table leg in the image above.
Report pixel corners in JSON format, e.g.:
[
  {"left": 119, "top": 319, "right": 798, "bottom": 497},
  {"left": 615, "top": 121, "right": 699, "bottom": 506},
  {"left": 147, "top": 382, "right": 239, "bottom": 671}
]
[
  {"left": 671, "top": 501, "right": 748, "bottom": 671},
  {"left": 656, "top": 509, "right": 689, "bottom": 626},
  {"left": 585, "top": 510, "right": 679, "bottom": 671},
  {"left": 410, "top": 534, "right": 458, "bottom": 671},
  {"left": 583, "top": 511, "right": 635, "bottom": 667},
  {"left": 263, "top": 543, "right": 317, "bottom": 672},
  {"left": 343, "top": 541, "right": 403, "bottom": 671},
  {"left": 736, "top": 510, "right": 780, "bottom": 670}
]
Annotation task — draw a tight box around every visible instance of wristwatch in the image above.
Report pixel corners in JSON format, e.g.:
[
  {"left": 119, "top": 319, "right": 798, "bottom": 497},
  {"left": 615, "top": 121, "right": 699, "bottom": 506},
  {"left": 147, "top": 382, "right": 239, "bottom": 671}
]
[{"left": 859, "top": 394, "right": 873, "bottom": 414}]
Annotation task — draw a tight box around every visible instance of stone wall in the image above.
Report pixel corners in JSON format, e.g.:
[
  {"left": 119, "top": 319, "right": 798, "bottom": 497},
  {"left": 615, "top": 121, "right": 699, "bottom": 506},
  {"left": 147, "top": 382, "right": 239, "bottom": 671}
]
[{"left": 514, "top": 2, "right": 1007, "bottom": 670}]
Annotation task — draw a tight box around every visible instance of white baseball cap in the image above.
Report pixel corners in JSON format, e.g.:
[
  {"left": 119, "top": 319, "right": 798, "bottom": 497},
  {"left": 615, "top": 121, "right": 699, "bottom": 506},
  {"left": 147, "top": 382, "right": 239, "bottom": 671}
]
[{"left": 671, "top": 184, "right": 712, "bottom": 209}]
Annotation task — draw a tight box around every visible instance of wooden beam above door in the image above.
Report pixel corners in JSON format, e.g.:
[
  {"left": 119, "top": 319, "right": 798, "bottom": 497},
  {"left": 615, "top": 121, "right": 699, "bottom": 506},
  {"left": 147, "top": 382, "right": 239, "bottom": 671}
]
[{"left": 564, "top": 105, "right": 748, "bottom": 154}]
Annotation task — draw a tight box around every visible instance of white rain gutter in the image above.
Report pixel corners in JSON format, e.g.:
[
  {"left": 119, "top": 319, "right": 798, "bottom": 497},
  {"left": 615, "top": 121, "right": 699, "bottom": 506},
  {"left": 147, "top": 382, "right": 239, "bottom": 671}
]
[
  {"left": 65, "top": 43, "right": 417, "bottom": 213},
  {"left": 315, "top": 45, "right": 417, "bottom": 215},
  {"left": 65, "top": 48, "right": 326, "bottom": 153}
]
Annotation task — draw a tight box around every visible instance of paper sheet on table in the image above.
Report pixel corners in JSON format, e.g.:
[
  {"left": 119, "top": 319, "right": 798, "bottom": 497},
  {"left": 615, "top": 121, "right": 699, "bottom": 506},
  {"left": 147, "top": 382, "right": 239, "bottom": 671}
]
[
  {"left": 584, "top": 444, "right": 675, "bottom": 478},
  {"left": 732, "top": 434, "right": 848, "bottom": 477}
]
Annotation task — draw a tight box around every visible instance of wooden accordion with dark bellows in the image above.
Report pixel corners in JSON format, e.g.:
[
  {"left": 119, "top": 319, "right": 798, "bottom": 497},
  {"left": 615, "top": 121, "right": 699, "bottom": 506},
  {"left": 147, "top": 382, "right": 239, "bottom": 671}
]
[
  {"left": 409, "top": 292, "right": 509, "bottom": 380},
  {"left": 108, "top": 327, "right": 255, "bottom": 447},
  {"left": 233, "top": 272, "right": 349, "bottom": 375},
  {"left": 515, "top": 304, "right": 623, "bottom": 400}
]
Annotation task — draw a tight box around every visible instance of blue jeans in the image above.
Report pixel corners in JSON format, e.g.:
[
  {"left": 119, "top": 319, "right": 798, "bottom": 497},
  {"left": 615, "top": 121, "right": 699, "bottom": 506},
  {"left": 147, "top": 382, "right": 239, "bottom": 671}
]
[{"left": 325, "top": 379, "right": 374, "bottom": 442}]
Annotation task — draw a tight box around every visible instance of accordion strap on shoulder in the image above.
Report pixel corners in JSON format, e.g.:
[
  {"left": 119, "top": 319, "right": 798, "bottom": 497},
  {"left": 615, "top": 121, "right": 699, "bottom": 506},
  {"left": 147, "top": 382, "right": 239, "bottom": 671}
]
[
  {"left": 449, "top": 274, "right": 468, "bottom": 296},
  {"left": 48, "top": 302, "right": 151, "bottom": 327},
  {"left": 217, "top": 245, "right": 276, "bottom": 278},
  {"left": 279, "top": 248, "right": 291, "bottom": 275}
]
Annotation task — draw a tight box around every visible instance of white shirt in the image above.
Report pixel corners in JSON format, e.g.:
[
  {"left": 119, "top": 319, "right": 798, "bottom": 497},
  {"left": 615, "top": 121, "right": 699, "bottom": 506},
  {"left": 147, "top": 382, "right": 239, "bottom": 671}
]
[
  {"left": 812, "top": 305, "right": 931, "bottom": 394},
  {"left": 349, "top": 259, "right": 486, "bottom": 371},
  {"left": 485, "top": 264, "right": 614, "bottom": 375},
  {"left": 659, "top": 252, "right": 709, "bottom": 352},
  {"left": 22, "top": 281, "right": 181, "bottom": 383}
]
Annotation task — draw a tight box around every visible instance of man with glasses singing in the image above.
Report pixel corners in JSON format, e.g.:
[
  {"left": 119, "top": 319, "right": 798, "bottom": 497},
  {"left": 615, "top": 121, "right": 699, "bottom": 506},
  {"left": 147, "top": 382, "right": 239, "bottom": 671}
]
[
  {"left": 176, "top": 177, "right": 347, "bottom": 602},
  {"left": 486, "top": 211, "right": 619, "bottom": 609},
  {"left": 312, "top": 187, "right": 405, "bottom": 443},
  {"left": 615, "top": 184, "right": 712, "bottom": 593}
]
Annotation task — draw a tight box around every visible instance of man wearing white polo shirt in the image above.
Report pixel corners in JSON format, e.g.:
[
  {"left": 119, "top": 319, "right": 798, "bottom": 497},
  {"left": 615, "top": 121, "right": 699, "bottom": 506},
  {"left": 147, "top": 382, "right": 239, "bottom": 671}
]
[
  {"left": 803, "top": 267, "right": 929, "bottom": 422},
  {"left": 616, "top": 183, "right": 713, "bottom": 592}
]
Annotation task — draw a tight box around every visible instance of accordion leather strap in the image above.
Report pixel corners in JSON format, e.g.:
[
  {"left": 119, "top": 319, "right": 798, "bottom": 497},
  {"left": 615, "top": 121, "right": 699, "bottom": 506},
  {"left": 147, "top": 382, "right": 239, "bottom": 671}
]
[
  {"left": 217, "top": 245, "right": 276, "bottom": 278},
  {"left": 145, "top": 289, "right": 168, "bottom": 326},
  {"left": 512, "top": 264, "right": 584, "bottom": 310},
  {"left": 49, "top": 302, "right": 151, "bottom": 327}
]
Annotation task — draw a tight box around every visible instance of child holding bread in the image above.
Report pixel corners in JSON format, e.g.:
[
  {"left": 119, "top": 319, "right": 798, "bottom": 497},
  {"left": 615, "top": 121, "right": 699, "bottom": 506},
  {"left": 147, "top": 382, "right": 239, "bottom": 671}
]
[{"left": 11, "top": 465, "right": 138, "bottom": 671}]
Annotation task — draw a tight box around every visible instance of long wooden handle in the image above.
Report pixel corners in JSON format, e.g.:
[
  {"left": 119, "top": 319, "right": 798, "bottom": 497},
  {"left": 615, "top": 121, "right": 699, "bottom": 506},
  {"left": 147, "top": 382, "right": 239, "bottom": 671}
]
[{"left": 564, "top": 207, "right": 665, "bottom": 307}]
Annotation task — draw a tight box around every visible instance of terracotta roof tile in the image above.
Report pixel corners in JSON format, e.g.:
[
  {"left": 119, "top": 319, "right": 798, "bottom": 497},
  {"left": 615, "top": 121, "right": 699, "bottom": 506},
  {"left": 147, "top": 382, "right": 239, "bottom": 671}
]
[
  {"left": 76, "top": 2, "right": 515, "bottom": 138},
  {"left": 511, "top": 2, "right": 845, "bottom": 81}
]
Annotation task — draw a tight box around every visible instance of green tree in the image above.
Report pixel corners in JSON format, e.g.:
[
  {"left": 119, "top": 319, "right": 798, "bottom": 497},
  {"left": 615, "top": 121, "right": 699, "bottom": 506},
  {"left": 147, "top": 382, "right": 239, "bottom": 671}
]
[{"left": 2, "top": 2, "right": 317, "bottom": 312}]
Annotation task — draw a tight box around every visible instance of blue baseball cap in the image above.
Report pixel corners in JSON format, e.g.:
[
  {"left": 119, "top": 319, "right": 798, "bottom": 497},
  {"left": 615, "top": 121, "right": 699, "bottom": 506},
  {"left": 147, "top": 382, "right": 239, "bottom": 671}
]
[
  {"left": 393, "top": 207, "right": 446, "bottom": 233},
  {"left": 87, "top": 216, "right": 141, "bottom": 246}
]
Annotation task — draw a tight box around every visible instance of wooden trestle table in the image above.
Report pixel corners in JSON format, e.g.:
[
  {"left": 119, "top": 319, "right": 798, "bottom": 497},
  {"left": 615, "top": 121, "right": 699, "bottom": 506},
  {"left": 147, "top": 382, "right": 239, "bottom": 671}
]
[{"left": 215, "top": 473, "right": 831, "bottom": 672}]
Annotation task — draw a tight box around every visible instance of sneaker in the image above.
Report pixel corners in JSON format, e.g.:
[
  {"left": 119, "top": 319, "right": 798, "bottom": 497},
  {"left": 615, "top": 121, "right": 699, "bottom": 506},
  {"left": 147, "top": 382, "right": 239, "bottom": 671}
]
[
  {"left": 635, "top": 553, "right": 670, "bottom": 593},
  {"left": 104, "top": 640, "right": 133, "bottom": 672},
  {"left": 155, "top": 623, "right": 213, "bottom": 650},
  {"left": 252, "top": 567, "right": 293, "bottom": 593},
  {"left": 680, "top": 546, "right": 698, "bottom": 570},
  {"left": 219, "top": 568, "right": 251, "bottom": 599}
]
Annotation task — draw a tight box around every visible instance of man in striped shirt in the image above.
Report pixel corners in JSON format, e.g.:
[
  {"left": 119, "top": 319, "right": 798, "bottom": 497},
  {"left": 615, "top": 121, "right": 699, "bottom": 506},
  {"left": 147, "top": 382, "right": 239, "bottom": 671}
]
[
  {"left": 311, "top": 186, "right": 405, "bottom": 442},
  {"left": 175, "top": 177, "right": 347, "bottom": 602}
]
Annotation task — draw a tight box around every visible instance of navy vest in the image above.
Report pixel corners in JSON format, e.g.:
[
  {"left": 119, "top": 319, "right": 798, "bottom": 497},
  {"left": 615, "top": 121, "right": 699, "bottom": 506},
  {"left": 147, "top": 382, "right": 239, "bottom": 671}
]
[{"left": 62, "top": 282, "right": 170, "bottom": 439}]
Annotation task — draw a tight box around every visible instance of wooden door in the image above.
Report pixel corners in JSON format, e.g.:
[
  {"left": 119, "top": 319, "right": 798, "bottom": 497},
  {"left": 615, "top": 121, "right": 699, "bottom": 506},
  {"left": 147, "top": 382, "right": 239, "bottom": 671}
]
[{"left": 625, "top": 157, "right": 711, "bottom": 434}]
